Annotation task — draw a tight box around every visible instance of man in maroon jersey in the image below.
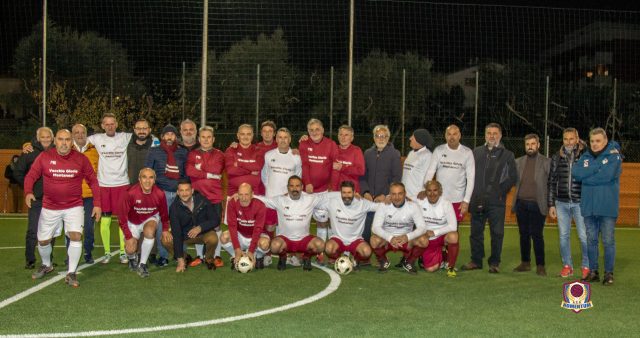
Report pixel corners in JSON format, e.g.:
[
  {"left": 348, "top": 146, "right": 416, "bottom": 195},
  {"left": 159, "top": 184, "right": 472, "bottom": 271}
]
[
  {"left": 220, "top": 183, "right": 271, "bottom": 270},
  {"left": 24, "top": 129, "right": 101, "bottom": 287},
  {"left": 255, "top": 120, "right": 278, "bottom": 155},
  {"left": 298, "top": 118, "right": 338, "bottom": 261},
  {"left": 330, "top": 125, "right": 365, "bottom": 192},
  {"left": 119, "top": 168, "right": 171, "bottom": 278},
  {"left": 225, "top": 124, "right": 265, "bottom": 196}
]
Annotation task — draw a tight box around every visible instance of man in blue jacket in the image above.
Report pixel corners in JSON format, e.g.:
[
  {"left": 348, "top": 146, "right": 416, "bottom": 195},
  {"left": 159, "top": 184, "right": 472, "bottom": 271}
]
[
  {"left": 145, "top": 124, "right": 188, "bottom": 266},
  {"left": 572, "top": 127, "right": 622, "bottom": 286}
]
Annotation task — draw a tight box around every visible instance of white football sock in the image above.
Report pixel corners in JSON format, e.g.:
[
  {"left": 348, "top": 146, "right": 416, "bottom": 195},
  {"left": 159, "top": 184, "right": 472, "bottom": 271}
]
[
  {"left": 67, "top": 241, "right": 82, "bottom": 273},
  {"left": 221, "top": 241, "right": 235, "bottom": 258},
  {"left": 214, "top": 230, "right": 222, "bottom": 257},
  {"left": 38, "top": 243, "right": 53, "bottom": 267},
  {"left": 140, "top": 238, "right": 155, "bottom": 264},
  {"left": 256, "top": 247, "right": 267, "bottom": 259},
  {"left": 195, "top": 244, "right": 204, "bottom": 259}
]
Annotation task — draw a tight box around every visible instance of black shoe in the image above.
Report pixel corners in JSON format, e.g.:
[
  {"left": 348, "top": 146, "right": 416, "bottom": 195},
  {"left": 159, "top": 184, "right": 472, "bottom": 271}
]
[
  {"left": 148, "top": 254, "right": 157, "bottom": 265},
  {"left": 230, "top": 258, "right": 236, "bottom": 271},
  {"left": 84, "top": 256, "right": 94, "bottom": 264},
  {"left": 602, "top": 272, "right": 614, "bottom": 286},
  {"left": 156, "top": 257, "right": 169, "bottom": 267},
  {"left": 205, "top": 258, "right": 216, "bottom": 270},
  {"left": 128, "top": 255, "right": 139, "bottom": 272},
  {"left": 277, "top": 257, "right": 286, "bottom": 271},
  {"left": 582, "top": 270, "right": 600, "bottom": 283},
  {"left": 353, "top": 261, "right": 360, "bottom": 272},
  {"left": 394, "top": 257, "right": 406, "bottom": 268},
  {"left": 185, "top": 254, "right": 193, "bottom": 266},
  {"left": 417, "top": 256, "right": 424, "bottom": 270},
  {"left": 402, "top": 260, "right": 418, "bottom": 275},
  {"left": 378, "top": 257, "right": 390, "bottom": 273},
  {"left": 255, "top": 257, "right": 265, "bottom": 270},
  {"left": 137, "top": 263, "right": 150, "bottom": 278},
  {"left": 303, "top": 258, "right": 313, "bottom": 271},
  {"left": 25, "top": 261, "right": 36, "bottom": 269}
]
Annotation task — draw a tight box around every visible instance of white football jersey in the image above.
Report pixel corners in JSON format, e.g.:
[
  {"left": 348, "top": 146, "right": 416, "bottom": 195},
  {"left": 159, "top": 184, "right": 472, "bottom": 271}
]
[
  {"left": 316, "top": 192, "right": 380, "bottom": 245},
  {"left": 415, "top": 197, "right": 457, "bottom": 240},
  {"left": 402, "top": 147, "right": 432, "bottom": 200},
  {"left": 256, "top": 192, "right": 324, "bottom": 241},
  {"left": 426, "top": 143, "right": 475, "bottom": 203},
  {"left": 372, "top": 201, "right": 427, "bottom": 242},
  {"left": 87, "top": 132, "right": 132, "bottom": 187},
  {"left": 261, "top": 148, "right": 302, "bottom": 197}
]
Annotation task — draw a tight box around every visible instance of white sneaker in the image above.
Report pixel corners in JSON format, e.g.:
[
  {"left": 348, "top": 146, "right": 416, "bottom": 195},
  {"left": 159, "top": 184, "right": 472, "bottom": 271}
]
[
  {"left": 119, "top": 254, "right": 129, "bottom": 264},
  {"left": 288, "top": 255, "right": 301, "bottom": 267},
  {"left": 101, "top": 253, "right": 111, "bottom": 264},
  {"left": 263, "top": 255, "right": 272, "bottom": 266}
]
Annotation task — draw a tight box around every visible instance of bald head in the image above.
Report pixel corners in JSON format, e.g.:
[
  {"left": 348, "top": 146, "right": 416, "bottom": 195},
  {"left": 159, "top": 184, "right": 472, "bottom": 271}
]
[
  {"left": 55, "top": 129, "right": 73, "bottom": 156},
  {"left": 238, "top": 183, "right": 254, "bottom": 207},
  {"left": 445, "top": 124, "right": 461, "bottom": 149}
]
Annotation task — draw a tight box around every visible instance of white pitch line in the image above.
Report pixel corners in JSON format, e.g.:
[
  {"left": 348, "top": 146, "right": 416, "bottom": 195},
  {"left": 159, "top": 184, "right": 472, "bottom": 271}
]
[
  {"left": 0, "top": 263, "right": 341, "bottom": 338},
  {"left": 0, "top": 250, "right": 119, "bottom": 311}
]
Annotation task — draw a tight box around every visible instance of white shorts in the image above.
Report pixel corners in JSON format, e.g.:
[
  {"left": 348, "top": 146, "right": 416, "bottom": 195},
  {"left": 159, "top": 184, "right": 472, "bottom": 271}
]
[
  {"left": 313, "top": 208, "right": 329, "bottom": 223},
  {"left": 127, "top": 214, "right": 160, "bottom": 240},
  {"left": 236, "top": 232, "right": 270, "bottom": 251},
  {"left": 37, "top": 206, "right": 84, "bottom": 241}
]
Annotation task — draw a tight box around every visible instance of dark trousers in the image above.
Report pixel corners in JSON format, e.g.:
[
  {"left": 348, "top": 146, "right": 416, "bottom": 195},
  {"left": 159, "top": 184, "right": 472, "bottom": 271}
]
[
  {"left": 515, "top": 200, "right": 546, "bottom": 266},
  {"left": 25, "top": 199, "right": 42, "bottom": 263},
  {"left": 363, "top": 212, "right": 375, "bottom": 242},
  {"left": 470, "top": 205, "right": 505, "bottom": 267}
]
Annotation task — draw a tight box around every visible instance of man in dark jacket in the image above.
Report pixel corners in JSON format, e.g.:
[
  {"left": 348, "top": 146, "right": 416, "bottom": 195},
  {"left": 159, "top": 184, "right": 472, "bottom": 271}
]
[
  {"left": 360, "top": 124, "right": 402, "bottom": 242},
  {"left": 13, "top": 127, "right": 55, "bottom": 269},
  {"left": 4, "top": 155, "right": 21, "bottom": 213},
  {"left": 145, "top": 124, "right": 188, "bottom": 266},
  {"left": 461, "top": 123, "right": 517, "bottom": 273},
  {"left": 162, "top": 180, "right": 219, "bottom": 272},
  {"left": 548, "top": 127, "right": 589, "bottom": 279},
  {"left": 127, "top": 119, "right": 158, "bottom": 185}
]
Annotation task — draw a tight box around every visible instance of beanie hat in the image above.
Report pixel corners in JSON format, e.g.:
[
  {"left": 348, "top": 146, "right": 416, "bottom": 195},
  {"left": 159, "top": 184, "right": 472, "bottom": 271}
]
[
  {"left": 413, "top": 128, "right": 434, "bottom": 150},
  {"left": 162, "top": 124, "right": 178, "bottom": 136}
]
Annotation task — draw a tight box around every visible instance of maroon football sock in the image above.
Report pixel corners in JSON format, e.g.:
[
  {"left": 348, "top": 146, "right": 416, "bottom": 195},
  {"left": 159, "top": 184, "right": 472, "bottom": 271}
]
[
  {"left": 373, "top": 246, "right": 388, "bottom": 261},
  {"left": 406, "top": 246, "right": 426, "bottom": 264},
  {"left": 447, "top": 242, "right": 459, "bottom": 268}
]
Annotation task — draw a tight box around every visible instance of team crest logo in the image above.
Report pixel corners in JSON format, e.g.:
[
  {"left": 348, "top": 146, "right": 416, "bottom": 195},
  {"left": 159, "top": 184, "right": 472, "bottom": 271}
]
[
  {"left": 284, "top": 206, "right": 290, "bottom": 210},
  {"left": 583, "top": 159, "right": 589, "bottom": 167},
  {"left": 336, "top": 209, "right": 342, "bottom": 213},
  {"left": 307, "top": 148, "right": 313, "bottom": 151},
  {"left": 238, "top": 210, "right": 243, "bottom": 216},
  {"left": 50, "top": 160, "right": 57, "bottom": 165},
  {"left": 561, "top": 281, "right": 593, "bottom": 313},
  {"left": 135, "top": 200, "right": 142, "bottom": 204}
]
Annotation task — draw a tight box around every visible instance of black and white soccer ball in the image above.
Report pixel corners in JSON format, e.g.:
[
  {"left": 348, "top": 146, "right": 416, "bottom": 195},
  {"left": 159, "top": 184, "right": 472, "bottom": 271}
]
[
  {"left": 236, "top": 256, "right": 254, "bottom": 273},
  {"left": 334, "top": 256, "right": 354, "bottom": 275}
]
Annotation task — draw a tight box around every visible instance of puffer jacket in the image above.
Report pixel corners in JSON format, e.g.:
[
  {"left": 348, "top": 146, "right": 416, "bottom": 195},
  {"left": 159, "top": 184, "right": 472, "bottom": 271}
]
[{"left": 547, "top": 140, "right": 586, "bottom": 207}]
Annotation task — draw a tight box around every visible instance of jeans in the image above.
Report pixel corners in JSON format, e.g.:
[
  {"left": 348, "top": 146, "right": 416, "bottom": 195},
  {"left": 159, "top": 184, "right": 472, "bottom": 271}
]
[
  {"left": 555, "top": 200, "right": 588, "bottom": 269},
  {"left": 470, "top": 205, "right": 505, "bottom": 267},
  {"left": 515, "top": 200, "right": 546, "bottom": 266},
  {"left": 584, "top": 215, "right": 616, "bottom": 273},
  {"left": 82, "top": 198, "right": 95, "bottom": 259},
  {"left": 156, "top": 191, "right": 176, "bottom": 259}
]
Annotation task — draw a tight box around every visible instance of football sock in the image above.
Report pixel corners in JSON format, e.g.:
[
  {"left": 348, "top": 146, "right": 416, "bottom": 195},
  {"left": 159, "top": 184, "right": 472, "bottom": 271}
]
[
  {"left": 39, "top": 243, "right": 53, "bottom": 267},
  {"left": 140, "top": 238, "right": 155, "bottom": 264},
  {"left": 407, "top": 246, "right": 426, "bottom": 264},
  {"left": 373, "top": 246, "right": 388, "bottom": 261},
  {"left": 67, "top": 240, "right": 82, "bottom": 273},
  {"left": 317, "top": 227, "right": 328, "bottom": 241},
  {"left": 99, "top": 216, "right": 111, "bottom": 255},
  {"left": 327, "top": 251, "right": 341, "bottom": 260},
  {"left": 221, "top": 241, "right": 235, "bottom": 258},
  {"left": 118, "top": 228, "right": 126, "bottom": 255},
  {"left": 442, "top": 246, "right": 449, "bottom": 264},
  {"left": 447, "top": 242, "right": 459, "bottom": 268},
  {"left": 195, "top": 244, "right": 204, "bottom": 259},
  {"left": 214, "top": 230, "right": 222, "bottom": 257}
]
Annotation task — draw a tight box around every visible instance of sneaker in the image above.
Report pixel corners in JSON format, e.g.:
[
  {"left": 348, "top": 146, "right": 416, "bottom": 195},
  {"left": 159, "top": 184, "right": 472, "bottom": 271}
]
[
  {"left": 148, "top": 254, "right": 157, "bottom": 265},
  {"left": 263, "top": 255, "right": 272, "bottom": 267},
  {"left": 288, "top": 255, "right": 302, "bottom": 267},
  {"left": 440, "top": 261, "right": 449, "bottom": 270},
  {"left": 137, "top": 263, "right": 150, "bottom": 278},
  {"left": 582, "top": 270, "right": 599, "bottom": 283},
  {"left": 402, "top": 260, "right": 418, "bottom": 275},
  {"left": 84, "top": 256, "right": 94, "bottom": 264},
  {"left": 128, "top": 255, "right": 139, "bottom": 272},
  {"left": 316, "top": 253, "right": 325, "bottom": 266},
  {"left": 156, "top": 257, "right": 169, "bottom": 267},
  {"left": 230, "top": 258, "right": 236, "bottom": 271},
  {"left": 101, "top": 253, "right": 111, "bottom": 264},
  {"left": 189, "top": 257, "right": 203, "bottom": 267},
  {"left": 213, "top": 256, "right": 224, "bottom": 268},
  {"left": 602, "top": 272, "right": 614, "bottom": 286},
  {"left": 513, "top": 262, "right": 531, "bottom": 272},
  {"left": 581, "top": 267, "right": 590, "bottom": 280},
  {"left": 395, "top": 257, "right": 407, "bottom": 268},
  {"left": 460, "top": 261, "right": 481, "bottom": 271},
  {"left": 352, "top": 261, "right": 360, "bottom": 272},
  {"left": 559, "top": 265, "right": 574, "bottom": 278},
  {"left": 64, "top": 273, "right": 79, "bottom": 288},
  {"left": 25, "top": 261, "right": 36, "bottom": 269},
  {"left": 378, "top": 257, "right": 390, "bottom": 273},
  {"left": 277, "top": 257, "right": 287, "bottom": 271},
  {"left": 302, "top": 258, "right": 313, "bottom": 271},
  {"left": 119, "top": 254, "right": 129, "bottom": 264},
  {"left": 447, "top": 267, "right": 457, "bottom": 278},
  {"left": 205, "top": 257, "right": 216, "bottom": 270},
  {"left": 32, "top": 264, "right": 54, "bottom": 280},
  {"left": 255, "top": 257, "right": 265, "bottom": 270},
  {"left": 488, "top": 265, "right": 500, "bottom": 273}
]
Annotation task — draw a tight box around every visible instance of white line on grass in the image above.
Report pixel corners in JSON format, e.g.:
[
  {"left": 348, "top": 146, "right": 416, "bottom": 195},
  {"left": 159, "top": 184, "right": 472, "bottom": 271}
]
[
  {"left": 0, "top": 263, "right": 341, "bottom": 338},
  {"left": 0, "top": 250, "right": 119, "bottom": 311}
]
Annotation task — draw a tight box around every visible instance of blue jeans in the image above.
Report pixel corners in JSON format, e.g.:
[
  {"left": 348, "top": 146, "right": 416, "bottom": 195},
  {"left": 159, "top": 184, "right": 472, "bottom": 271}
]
[
  {"left": 156, "top": 191, "right": 176, "bottom": 259},
  {"left": 555, "top": 201, "right": 588, "bottom": 269},
  {"left": 583, "top": 215, "right": 616, "bottom": 273}
]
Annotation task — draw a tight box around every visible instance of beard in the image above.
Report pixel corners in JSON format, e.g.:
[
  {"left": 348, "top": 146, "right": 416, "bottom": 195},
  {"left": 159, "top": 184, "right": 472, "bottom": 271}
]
[
  {"left": 342, "top": 197, "right": 353, "bottom": 206},
  {"left": 136, "top": 133, "right": 149, "bottom": 142}
]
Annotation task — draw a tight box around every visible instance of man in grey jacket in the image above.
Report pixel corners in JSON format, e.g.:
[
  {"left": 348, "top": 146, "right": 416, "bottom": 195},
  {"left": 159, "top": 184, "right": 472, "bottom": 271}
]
[{"left": 512, "top": 134, "right": 550, "bottom": 276}]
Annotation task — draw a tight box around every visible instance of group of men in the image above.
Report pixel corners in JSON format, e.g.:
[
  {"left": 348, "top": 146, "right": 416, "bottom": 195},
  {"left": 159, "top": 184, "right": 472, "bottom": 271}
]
[{"left": 13, "top": 114, "right": 621, "bottom": 287}]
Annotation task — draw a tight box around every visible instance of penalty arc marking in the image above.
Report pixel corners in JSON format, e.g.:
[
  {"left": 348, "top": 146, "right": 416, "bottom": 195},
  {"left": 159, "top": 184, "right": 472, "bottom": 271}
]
[{"left": 0, "top": 263, "right": 341, "bottom": 338}]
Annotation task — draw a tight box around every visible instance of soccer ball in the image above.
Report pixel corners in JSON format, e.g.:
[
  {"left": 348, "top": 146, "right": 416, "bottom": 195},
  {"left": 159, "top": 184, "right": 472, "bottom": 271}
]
[
  {"left": 236, "top": 256, "right": 254, "bottom": 274},
  {"left": 334, "top": 256, "right": 354, "bottom": 275}
]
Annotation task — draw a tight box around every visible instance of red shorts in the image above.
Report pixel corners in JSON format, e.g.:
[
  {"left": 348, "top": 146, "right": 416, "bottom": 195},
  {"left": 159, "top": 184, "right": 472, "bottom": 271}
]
[
  {"left": 379, "top": 241, "right": 410, "bottom": 254},
  {"left": 452, "top": 202, "right": 464, "bottom": 222},
  {"left": 277, "top": 235, "right": 315, "bottom": 254},
  {"left": 330, "top": 237, "right": 365, "bottom": 256},
  {"left": 100, "top": 185, "right": 129, "bottom": 215},
  {"left": 265, "top": 208, "right": 278, "bottom": 226},
  {"left": 422, "top": 236, "right": 446, "bottom": 268}
]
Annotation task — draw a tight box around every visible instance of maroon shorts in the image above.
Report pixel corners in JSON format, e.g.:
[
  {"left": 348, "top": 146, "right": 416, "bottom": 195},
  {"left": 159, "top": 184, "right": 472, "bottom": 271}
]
[
  {"left": 422, "top": 236, "right": 446, "bottom": 268},
  {"left": 330, "top": 237, "right": 365, "bottom": 256},
  {"left": 265, "top": 208, "right": 278, "bottom": 226},
  {"left": 379, "top": 241, "right": 410, "bottom": 254},
  {"left": 276, "top": 235, "right": 315, "bottom": 253},
  {"left": 452, "top": 202, "right": 464, "bottom": 222},
  {"left": 100, "top": 185, "right": 129, "bottom": 215}
]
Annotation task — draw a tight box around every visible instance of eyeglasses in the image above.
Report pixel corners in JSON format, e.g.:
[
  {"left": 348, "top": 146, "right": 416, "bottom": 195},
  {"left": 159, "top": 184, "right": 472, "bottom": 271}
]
[
  {"left": 374, "top": 134, "right": 389, "bottom": 139},
  {"left": 134, "top": 127, "right": 149, "bottom": 131}
]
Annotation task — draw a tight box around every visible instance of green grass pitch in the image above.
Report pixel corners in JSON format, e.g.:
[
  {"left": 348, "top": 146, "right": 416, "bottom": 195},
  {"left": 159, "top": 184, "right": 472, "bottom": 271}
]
[{"left": 0, "top": 216, "right": 639, "bottom": 337}]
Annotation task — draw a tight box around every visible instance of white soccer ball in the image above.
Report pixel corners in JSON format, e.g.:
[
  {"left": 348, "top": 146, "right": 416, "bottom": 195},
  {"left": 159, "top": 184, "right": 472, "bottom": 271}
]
[
  {"left": 334, "top": 256, "right": 354, "bottom": 275},
  {"left": 236, "top": 256, "right": 254, "bottom": 274}
]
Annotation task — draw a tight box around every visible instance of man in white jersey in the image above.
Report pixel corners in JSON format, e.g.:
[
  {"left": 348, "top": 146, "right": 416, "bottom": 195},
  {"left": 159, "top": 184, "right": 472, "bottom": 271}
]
[
  {"left": 402, "top": 129, "right": 433, "bottom": 200},
  {"left": 256, "top": 175, "right": 325, "bottom": 271},
  {"left": 371, "top": 182, "right": 429, "bottom": 275},
  {"left": 316, "top": 181, "right": 379, "bottom": 269},
  {"left": 425, "top": 124, "right": 475, "bottom": 222},
  {"left": 416, "top": 180, "right": 459, "bottom": 278},
  {"left": 87, "top": 113, "right": 133, "bottom": 264}
]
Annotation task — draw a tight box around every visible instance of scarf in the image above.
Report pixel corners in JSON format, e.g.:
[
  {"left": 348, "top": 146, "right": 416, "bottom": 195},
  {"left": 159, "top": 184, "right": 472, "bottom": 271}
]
[{"left": 161, "top": 140, "right": 180, "bottom": 180}]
